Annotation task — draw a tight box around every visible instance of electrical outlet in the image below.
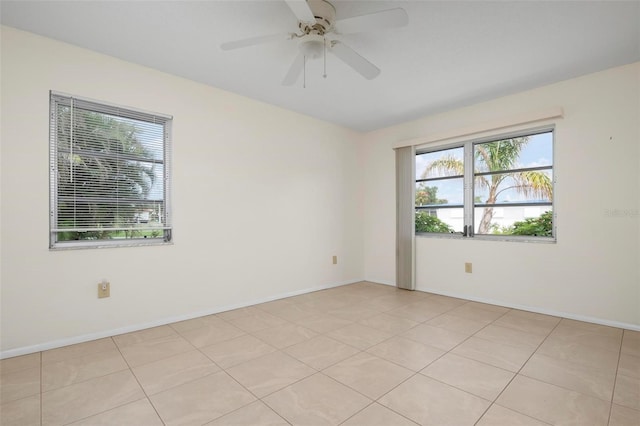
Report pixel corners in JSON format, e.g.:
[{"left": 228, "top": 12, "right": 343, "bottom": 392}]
[
  {"left": 332, "top": 255, "right": 338, "bottom": 265},
  {"left": 465, "top": 262, "right": 472, "bottom": 273},
  {"left": 98, "top": 281, "right": 110, "bottom": 298}
]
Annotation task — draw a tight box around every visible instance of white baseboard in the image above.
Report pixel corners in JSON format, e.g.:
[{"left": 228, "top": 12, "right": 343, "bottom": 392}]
[
  {"left": 415, "top": 285, "right": 640, "bottom": 332},
  {"left": 6, "top": 278, "right": 636, "bottom": 359},
  {"left": 0, "top": 278, "right": 363, "bottom": 359},
  {"left": 365, "top": 278, "right": 395, "bottom": 287},
  {"left": 362, "top": 278, "right": 640, "bottom": 331}
]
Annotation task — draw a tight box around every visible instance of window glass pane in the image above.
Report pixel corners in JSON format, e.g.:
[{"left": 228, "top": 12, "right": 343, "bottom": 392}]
[
  {"left": 146, "top": 164, "right": 165, "bottom": 200},
  {"left": 474, "top": 206, "right": 552, "bottom": 236},
  {"left": 416, "top": 208, "right": 464, "bottom": 234},
  {"left": 416, "top": 147, "right": 464, "bottom": 180},
  {"left": 415, "top": 179, "right": 463, "bottom": 207},
  {"left": 416, "top": 146, "right": 464, "bottom": 234},
  {"left": 474, "top": 170, "right": 553, "bottom": 204},
  {"left": 474, "top": 131, "right": 553, "bottom": 174}
]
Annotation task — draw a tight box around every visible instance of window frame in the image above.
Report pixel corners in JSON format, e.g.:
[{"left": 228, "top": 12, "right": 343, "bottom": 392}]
[
  {"left": 49, "top": 91, "right": 173, "bottom": 250},
  {"left": 415, "top": 126, "right": 556, "bottom": 243}
]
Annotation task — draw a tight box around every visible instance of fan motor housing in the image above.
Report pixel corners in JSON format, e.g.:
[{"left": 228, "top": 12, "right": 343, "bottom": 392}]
[{"left": 298, "top": 0, "right": 336, "bottom": 34}]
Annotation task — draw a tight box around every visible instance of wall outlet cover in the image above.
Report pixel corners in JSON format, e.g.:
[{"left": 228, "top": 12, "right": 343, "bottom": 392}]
[{"left": 98, "top": 282, "right": 110, "bottom": 298}]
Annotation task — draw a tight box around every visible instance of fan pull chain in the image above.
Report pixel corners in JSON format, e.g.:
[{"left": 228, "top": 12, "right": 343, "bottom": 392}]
[
  {"left": 303, "top": 55, "right": 306, "bottom": 89},
  {"left": 323, "top": 37, "right": 327, "bottom": 78}
]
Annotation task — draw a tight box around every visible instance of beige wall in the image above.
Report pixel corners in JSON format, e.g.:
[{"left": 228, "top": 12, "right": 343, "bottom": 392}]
[
  {"left": 0, "top": 26, "right": 365, "bottom": 356},
  {"left": 363, "top": 62, "right": 640, "bottom": 328},
  {"left": 2, "top": 25, "right": 639, "bottom": 357}
]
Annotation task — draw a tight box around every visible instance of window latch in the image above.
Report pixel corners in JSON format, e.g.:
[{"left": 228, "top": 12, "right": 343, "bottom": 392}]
[{"left": 462, "top": 225, "right": 468, "bottom": 237}]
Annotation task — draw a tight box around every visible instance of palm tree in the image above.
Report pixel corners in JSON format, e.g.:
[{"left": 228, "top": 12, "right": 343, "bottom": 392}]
[
  {"left": 423, "top": 137, "right": 552, "bottom": 234},
  {"left": 56, "top": 108, "right": 157, "bottom": 240}
]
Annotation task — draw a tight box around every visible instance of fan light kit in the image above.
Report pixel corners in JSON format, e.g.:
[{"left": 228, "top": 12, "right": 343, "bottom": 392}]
[
  {"left": 298, "top": 34, "right": 325, "bottom": 59},
  {"left": 221, "top": 0, "right": 408, "bottom": 86}
]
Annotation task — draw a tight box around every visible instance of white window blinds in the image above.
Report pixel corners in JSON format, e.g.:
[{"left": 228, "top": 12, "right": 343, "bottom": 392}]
[{"left": 49, "top": 92, "right": 172, "bottom": 248}]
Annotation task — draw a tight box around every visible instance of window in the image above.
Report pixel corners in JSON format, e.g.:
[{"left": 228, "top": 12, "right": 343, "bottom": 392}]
[
  {"left": 49, "top": 92, "right": 172, "bottom": 249},
  {"left": 415, "top": 128, "right": 554, "bottom": 240},
  {"left": 415, "top": 146, "right": 465, "bottom": 234}
]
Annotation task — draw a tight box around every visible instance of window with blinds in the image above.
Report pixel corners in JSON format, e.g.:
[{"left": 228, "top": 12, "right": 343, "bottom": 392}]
[{"left": 49, "top": 92, "right": 172, "bottom": 249}]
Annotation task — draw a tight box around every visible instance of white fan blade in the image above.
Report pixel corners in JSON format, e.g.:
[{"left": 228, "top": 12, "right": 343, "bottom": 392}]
[
  {"left": 330, "top": 41, "right": 380, "bottom": 80},
  {"left": 285, "top": 0, "right": 316, "bottom": 24},
  {"left": 282, "top": 51, "right": 305, "bottom": 86},
  {"left": 221, "top": 33, "right": 292, "bottom": 50},
  {"left": 334, "top": 8, "right": 408, "bottom": 34}
]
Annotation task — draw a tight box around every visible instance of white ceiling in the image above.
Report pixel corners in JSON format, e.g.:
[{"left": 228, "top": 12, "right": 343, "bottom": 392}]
[{"left": 2, "top": 1, "right": 639, "bottom": 132}]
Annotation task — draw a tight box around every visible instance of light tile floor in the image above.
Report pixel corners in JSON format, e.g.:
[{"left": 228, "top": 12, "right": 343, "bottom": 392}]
[{"left": 1, "top": 282, "right": 639, "bottom": 426}]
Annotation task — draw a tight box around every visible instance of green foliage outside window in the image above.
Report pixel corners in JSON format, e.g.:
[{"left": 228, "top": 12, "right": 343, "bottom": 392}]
[
  {"left": 415, "top": 211, "right": 454, "bottom": 233},
  {"left": 415, "top": 184, "right": 447, "bottom": 206},
  {"left": 490, "top": 210, "right": 553, "bottom": 236},
  {"left": 510, "top": 210, "right": 553, "bottom": 237}
]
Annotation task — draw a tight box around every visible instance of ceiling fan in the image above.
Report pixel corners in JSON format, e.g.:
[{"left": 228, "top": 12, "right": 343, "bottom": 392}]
[{"left": 220, "top": 0, "right": 408, "bottom": 85}]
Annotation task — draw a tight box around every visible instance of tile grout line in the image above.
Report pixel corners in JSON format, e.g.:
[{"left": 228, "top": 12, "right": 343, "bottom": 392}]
[
  {"left": 413, "top": 302, "right": 513, "bottom": 378},
  {"left": 337, "top": 399, "right": 420, "bottom": 426},
  {"left": 248, "top": 294, "right": 501, "bottom": 424},
  {"left": 477, "top": 317, "right": 564, "bottom": 426},
  {"left": 254, "top": 287, "right": 536, "bottom": 423},
  {"left": 40, "top": 350, "right": 43, "bottom": 426},
  {"left": 606, "top": 329, "right": 625, "bottom": 426},
  {"left": 327, "top": 343, "right": 472, "bottom": 424},
  {"left": 422, "top": 306, "right": 513, "bottom": 426},
  {"left": 126, "top": 323, "right": 282, "bottom": 424},
  {"left": 335, "top": 401, "right": 379, "bottom": 426},
  {"left": 470, "top": 314, "right": 550, "bottom": 425},
  {"left": 215, "top": 394, "right": 293, "bottom": 426},
  {"left": 128, "top": 326, "right": 281, "bottom": 425},
  {"left": 239, "top": 293, "right": 424, "bottom": 423},
  {"left": 58, "top": 336, "right": 165, "bottom": 425},
  {"left": 189, "top": 296, "right": 392, "bottom": 423},
  {"left": 221, "top": 350, "right": 341, "bottom": 424},
  {"left": 513, "top": 329, "right": 624, "bottom": 404},
  {"left": 110, "top": 336, "right": 168, "bottom": 426},
  {"left": 211, "top": 371, "right": 283, "bottom": 426},
  {"left": 41, "top": 335, "right": 158, "bottom": 426}
]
